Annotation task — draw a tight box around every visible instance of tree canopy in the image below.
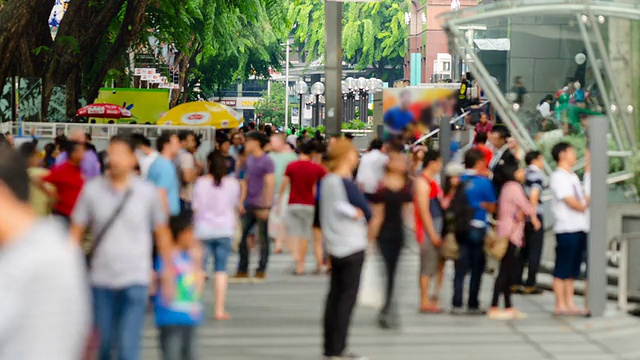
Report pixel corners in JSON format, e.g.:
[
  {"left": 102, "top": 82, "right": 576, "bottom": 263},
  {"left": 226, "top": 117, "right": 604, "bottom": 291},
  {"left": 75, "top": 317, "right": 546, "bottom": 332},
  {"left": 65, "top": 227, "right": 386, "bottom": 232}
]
[
  {"left": 254, "top": 81, "right": 288, "bottom": 128},
  {"left": 288, "top": 0, "right": 406, "bottom": 82},
  {"left": 0, "top": 0, "right": 287, "bottom": 120}
]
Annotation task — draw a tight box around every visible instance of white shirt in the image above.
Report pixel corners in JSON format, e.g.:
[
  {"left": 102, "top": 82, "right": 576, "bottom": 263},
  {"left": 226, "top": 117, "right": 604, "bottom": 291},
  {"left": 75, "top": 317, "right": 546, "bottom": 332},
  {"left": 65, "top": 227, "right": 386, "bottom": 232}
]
[
  {"left": 550, "top": 168, "right": 589, "bottom": 233},
  {"left": 137, "top": 150, "right": 158, "bottom": 179},
  {"left": 286, "top": 134, "right": 298, "bottom": 147},
  {"left": 537, "top": 102, "right": 552, "bottom": 117},
  {"left": 583, "top": 171, "right": 591, "bottom": 231},
  {"left": 355, "top": 149, "right": 388, "bottom": 194},
  {"left": 0, "top": 219, "right": 90, "bottom": 360}
]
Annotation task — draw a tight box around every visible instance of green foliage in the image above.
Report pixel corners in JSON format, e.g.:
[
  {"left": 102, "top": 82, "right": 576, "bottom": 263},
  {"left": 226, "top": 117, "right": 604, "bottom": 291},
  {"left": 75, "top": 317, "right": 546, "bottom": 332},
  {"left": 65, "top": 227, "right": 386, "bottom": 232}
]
[
  {"left": 342, "top": 119, "right": 369, "bottom": 130},
  {"left": 254, "top": 81, "right": 289, "bottom": 128},
  {"left": 289, "top": 0, "right": 406, "bottom": 81}
]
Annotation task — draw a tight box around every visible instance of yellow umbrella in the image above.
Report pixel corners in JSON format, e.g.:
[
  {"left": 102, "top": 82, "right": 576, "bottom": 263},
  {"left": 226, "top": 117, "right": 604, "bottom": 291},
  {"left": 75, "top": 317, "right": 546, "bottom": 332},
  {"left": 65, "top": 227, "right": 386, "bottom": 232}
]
[{"left": 157, "top": 101, "right": 243, "bottom": 129}]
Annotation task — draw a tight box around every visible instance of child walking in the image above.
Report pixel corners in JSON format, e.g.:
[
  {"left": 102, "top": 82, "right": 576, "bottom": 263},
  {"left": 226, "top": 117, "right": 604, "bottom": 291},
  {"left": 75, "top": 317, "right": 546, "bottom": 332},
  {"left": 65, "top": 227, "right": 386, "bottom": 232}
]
[{"left": 155, "top": 212, "right": 205, "bottom": 360}]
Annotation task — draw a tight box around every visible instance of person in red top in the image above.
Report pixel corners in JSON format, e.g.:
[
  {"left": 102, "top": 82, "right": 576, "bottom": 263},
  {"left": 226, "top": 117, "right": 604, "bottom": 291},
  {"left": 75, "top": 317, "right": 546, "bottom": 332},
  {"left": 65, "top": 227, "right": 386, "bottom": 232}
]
[
  {"left": 414, "top": 150, "right": 444, "bottom": 313},
  {"left": 277, "top": 141, "right": 327, "bottom": 275},
  {"left": 474, "top": 113, "right": 494, "bottom": 136},
  {"left": 38, "top": 140, "right": 85, "bottom": 224},
  {"left": 473, "top": 132, "right": 493, "bottom": 177}
]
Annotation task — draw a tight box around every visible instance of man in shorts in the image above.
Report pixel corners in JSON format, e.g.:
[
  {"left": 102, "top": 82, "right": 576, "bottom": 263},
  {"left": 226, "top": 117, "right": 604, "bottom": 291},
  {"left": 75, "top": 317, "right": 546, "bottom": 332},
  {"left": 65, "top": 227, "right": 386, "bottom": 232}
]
[
  {"left": 550, "top": 142, "right": 589, "bottom": 316},
  {"left": 278, "top": 141, "right": 327, "bottom": 275}
]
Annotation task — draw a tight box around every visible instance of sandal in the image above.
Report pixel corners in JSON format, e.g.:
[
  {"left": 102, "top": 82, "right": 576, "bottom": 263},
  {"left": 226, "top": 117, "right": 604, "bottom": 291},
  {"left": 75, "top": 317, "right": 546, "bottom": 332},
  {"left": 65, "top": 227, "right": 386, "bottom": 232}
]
[
  {"left": 215, "top": 313, "right": 232, "bottom": 321},
  {"left": 553, "top": 309, "right": 570, "bottom": 316},
  {"left": 419, "top": 305, "right": 444, "bottom": 314},
  {"left": 292, "top": 270, "right": 305, "bottom": 276}
]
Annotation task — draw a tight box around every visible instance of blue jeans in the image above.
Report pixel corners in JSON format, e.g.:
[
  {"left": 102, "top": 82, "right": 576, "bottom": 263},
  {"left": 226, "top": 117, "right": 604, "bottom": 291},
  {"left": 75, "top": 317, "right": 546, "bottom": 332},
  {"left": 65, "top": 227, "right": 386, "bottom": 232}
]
[
  {"left": 93, "top": 285, "right": 148, "bottom": 360},
  {"left": 452, "top": 227, "right": 486, "bottom": 309},
  {"left": 203, "top": 237, "right": 232, "bottom": 272}
]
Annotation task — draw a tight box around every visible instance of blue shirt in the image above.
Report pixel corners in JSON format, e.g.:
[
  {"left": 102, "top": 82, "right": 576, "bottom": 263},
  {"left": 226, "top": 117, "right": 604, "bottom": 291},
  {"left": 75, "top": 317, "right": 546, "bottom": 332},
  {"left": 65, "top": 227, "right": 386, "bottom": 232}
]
[
  {"left": 154, "top": 251, "right": 203, "bottom": 326},
  {"left": 147, "top": 156, "right": 181, "bottom": 215},
  {"left": 461, "top": 173, "right": 496, "bottom": 227},
  {"left": 383, "top": 107, "right": 414, "bottom": 132}
]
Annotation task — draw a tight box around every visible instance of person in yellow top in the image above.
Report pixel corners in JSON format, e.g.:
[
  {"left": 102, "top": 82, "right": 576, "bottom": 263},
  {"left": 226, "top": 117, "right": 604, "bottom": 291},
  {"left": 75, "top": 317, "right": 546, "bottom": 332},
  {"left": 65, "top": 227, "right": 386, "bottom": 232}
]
[{"left": 18, "top": 141, "right": 54, "bottom": 216}]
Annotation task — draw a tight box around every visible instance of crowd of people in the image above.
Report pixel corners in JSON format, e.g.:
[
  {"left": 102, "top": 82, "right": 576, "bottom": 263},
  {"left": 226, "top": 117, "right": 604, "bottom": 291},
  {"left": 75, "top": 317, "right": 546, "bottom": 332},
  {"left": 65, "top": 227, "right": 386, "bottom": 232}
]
[{"left": 0, "top": 112, "right": 592, "bottom": 360}]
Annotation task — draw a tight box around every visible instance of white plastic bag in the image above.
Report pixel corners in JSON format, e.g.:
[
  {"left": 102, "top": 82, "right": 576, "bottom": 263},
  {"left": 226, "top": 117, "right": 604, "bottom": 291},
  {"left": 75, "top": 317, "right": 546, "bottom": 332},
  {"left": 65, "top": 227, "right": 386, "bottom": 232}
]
[{"left": 357, "top": 251, "right": 385, "bottom": 308}]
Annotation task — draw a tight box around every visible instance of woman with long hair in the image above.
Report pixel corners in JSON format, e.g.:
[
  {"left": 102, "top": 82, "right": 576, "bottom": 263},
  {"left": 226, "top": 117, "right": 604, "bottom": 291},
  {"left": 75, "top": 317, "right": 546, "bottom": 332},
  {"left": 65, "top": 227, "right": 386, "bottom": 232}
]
[
  {"left": 488, "top": 165, "right": 541, "bottom": 320},
  {"left": 319, "top": 139, "right": 371, "bottom": 360},
  {"left": 368, "top": 146, "right": 413, "bottom": 328},
  {"left": 192, "top": 151, "right": 241, "bottom": 320}
]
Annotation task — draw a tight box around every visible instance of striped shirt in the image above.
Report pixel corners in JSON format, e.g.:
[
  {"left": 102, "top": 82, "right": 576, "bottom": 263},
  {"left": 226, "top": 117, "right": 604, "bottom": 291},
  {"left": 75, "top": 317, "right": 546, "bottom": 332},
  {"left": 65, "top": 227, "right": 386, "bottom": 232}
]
[{"left": 524, "top": 164, "right": 545, "bottom": 215}]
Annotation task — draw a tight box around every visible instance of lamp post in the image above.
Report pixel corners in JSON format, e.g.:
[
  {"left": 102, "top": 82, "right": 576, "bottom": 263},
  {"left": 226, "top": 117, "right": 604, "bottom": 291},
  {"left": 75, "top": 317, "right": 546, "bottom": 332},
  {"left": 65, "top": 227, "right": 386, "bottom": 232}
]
[
  {"left": 295, "top": 80, "right": 308, "bottom": 129},
  {"left": 356, "top": 77, "right": 368, "bottom": 124},
  {"left": 345, "top": 77, "right": 356, "bottom": 122},
  {"left": 311, "top": 82, "right": 325, "bottom": 127}
]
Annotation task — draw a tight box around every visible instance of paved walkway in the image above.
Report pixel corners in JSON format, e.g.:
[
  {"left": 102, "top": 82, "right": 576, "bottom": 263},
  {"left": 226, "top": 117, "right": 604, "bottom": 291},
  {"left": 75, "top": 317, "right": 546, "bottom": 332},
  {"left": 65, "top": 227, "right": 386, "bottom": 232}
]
[{"left": 142, "top": 251, "right": 640, "bottom": 360}]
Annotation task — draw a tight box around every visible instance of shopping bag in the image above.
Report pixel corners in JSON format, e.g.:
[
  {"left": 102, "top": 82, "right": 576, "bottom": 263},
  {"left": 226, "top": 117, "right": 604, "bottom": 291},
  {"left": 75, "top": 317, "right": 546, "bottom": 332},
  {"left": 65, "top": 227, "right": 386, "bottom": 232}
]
[{"left": 357, "top": 252, "right": 385, "bottom": 308}]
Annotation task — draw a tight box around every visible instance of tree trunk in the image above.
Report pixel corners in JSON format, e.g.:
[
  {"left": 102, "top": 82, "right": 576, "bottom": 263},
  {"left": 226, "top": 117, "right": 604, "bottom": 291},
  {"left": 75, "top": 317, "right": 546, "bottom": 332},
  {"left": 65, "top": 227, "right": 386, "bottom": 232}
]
[
  {"left": 0, "top": 0, "right": 43, "bottom": 82},
  {"left": 42, "top": 0, "right": 127, "bottom": 114},
  {"left": 170, "top": 53, "right": 189, "bottom": 107},
  {"left": 86, "top": 0, "right": 149, "bottom": 104}
]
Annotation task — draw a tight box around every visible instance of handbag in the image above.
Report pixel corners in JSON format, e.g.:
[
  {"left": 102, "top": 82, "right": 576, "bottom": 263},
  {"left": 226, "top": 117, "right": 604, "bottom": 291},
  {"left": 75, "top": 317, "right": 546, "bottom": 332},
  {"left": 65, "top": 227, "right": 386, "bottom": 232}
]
[
  {"left": 441, "top": 233, "right": 460, "bottom": 260},
  {"left": 484, "top": 227, "right": 509, "bottom": 260},
  {"left": 85, "top": 188, "right": 133, "bottom": 268}
]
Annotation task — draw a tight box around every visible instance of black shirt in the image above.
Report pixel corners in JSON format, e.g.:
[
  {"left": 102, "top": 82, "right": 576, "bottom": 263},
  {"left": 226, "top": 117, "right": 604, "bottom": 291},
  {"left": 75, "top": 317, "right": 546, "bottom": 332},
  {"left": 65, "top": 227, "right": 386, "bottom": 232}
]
[{"left": 369, "top": 181, "right": 413, "bottom": 235}]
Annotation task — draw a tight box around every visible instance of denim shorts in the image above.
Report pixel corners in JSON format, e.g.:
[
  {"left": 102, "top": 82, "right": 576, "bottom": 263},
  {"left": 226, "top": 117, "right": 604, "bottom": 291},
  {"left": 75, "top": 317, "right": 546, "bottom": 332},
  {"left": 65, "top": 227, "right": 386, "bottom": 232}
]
[
  {"left": 553, "top": 232, "right": 587, "bottom": 280},
  {"left": 203, "top": 237, "right": 232, "bottom": 272}
]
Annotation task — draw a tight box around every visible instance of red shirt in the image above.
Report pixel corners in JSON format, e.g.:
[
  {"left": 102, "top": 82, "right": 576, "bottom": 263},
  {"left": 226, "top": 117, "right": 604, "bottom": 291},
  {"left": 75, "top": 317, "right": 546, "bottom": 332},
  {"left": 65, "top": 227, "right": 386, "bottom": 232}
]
[
  {"left": 285, "top": 160, "right": 327, "bottom": 205},
  {"left": 474, "top": 144, "right": 494, "bottom": 166},
  {"left": 475, "top": 121, "right": 493, "bottom": 135},
  {"left": 43, "top": 161, "right": 84, "bottom": 216}
]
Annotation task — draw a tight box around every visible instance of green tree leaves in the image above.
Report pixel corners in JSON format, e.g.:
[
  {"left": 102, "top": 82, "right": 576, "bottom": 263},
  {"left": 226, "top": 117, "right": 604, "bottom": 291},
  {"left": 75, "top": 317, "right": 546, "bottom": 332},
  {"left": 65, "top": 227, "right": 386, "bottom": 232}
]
[{"left": 289, "top": 0, "right": 407, "bottom": 81}]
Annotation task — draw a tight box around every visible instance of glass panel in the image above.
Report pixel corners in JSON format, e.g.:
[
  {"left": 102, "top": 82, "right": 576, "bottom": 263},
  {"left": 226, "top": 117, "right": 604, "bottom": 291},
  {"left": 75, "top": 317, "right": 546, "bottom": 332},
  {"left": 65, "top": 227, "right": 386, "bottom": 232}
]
[
  {"left": 1, "top": 79, "right": 13, "bottom": 122},
  {"left": 47, "top": 85, "right": 67, "bottom": 122},
  {"left": 18, "top": 78, "right": 42, "bottom": 123}
]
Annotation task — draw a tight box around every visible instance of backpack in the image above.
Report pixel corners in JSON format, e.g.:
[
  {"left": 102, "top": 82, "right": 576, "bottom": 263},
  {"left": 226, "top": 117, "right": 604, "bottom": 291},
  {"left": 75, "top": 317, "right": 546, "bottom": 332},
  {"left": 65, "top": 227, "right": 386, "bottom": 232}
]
[{"left": 444, "top": 180, "right": 475, "bottom": 235}]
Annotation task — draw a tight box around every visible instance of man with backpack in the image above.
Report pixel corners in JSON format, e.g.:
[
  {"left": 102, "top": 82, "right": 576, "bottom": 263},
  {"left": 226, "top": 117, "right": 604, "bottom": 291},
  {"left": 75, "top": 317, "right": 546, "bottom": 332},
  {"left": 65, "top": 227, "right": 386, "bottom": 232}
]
[{"left": 451, "top": 149, "right": 496, "bottom": 315}]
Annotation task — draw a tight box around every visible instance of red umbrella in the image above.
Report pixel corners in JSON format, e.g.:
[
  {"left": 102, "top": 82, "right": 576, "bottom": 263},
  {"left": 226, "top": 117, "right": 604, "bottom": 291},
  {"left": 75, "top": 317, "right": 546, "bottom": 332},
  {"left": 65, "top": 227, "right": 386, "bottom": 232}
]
[{"left": 76, "top": 103, "right": 132, "bottom": 119}]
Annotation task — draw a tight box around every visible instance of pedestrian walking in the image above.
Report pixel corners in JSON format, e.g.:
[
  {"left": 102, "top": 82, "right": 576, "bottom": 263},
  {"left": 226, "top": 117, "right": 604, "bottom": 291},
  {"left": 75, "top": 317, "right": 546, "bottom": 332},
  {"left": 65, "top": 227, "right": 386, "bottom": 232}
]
[
  {"left": 192, "top": 151, "right": 241, "bottom": 320},
  {"left": 70, "top": 135, "right": 175, "bottom": 360},
  {"left": 549, "top": 142, "right": 589, "bottom": 316},
  {"left": 0, "top": 144, "right": 90, "bottom": 360},
  {"left": 368, "top": 146, "right": 413, "bottom": 328},
  {"left": 132, "top": 133, "right": 158, "bottom": 179},
  {"left": 233, "top": 131, "right": 275, "bottom": 282},
  {"left": 55, "top": 129, "right": 101, "bottom": 179},
  {"left": 148, "top": 132, "right": 181, "bottom": 216},
  {"left": 488, "top": 126, "right": 518, "bottom": 196},
  {"left": 278, "top": 140, "right": 327, "bottom": 275},
  {"left": 176, "top": 131, "right": 199, "bottom": 212},
  {"left": 514, "top": 151, "right": 546, "bottom": 294},
  {"left": 155, "top": 212, "right": 205, "bottom": 360},
  {"left": 320, "top": 139, "right": 371, "bottom": 360},
  {"left": 355, "top": 139, "right": 388, "bottom": 199},
  {"left": 489, "top": 165, "right": 540, "bottom": 320},
  {"left": 37, "top": 140, "right": 85, "bottom": 224},
  {"left": 19, "top": 141, "right": 54, "bottom": 216},
  {"left": 451, "top": 149, "right": 497, "bottom": 315},
  {"left": 414, "top": 150, "right": 445, "bottom": 313},
  {"left": 269, "top": 134, "right": 298, "bottom": 253}
]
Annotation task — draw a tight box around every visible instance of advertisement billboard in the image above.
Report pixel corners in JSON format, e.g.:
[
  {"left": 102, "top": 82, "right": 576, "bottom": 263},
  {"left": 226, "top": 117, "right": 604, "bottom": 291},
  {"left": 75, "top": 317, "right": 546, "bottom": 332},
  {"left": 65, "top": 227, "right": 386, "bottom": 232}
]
[
  {"left": 382, "top": 86, "right": 457, "bottom": 136},
  {"left": 95, "top": 88, "right": 170, "bottom": 124}
]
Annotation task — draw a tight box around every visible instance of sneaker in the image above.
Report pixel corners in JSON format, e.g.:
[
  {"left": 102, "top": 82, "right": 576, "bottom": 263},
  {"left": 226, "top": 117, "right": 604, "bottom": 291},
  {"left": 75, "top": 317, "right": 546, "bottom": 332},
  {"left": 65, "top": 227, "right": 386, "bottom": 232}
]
[
  {"left": 467, "top": 308, "right": 487, "bottom": 316},
  {"left": 488, "top": 309, "right": 514, "bottom": 321},
  {"left": 450, "top": 307, "right": 465, "bottom": 315},
  {"left": 523, "top": 286, "right": 544, "bottom": 295},
  {"left": 511, "top": 309, "right": 528, "bottom": 320},
  {"left": 229, "top": 272, "right": 251, "bottom": 283},
  {"left": 252, "top": 271, "right": 266, "bottom": 283}
]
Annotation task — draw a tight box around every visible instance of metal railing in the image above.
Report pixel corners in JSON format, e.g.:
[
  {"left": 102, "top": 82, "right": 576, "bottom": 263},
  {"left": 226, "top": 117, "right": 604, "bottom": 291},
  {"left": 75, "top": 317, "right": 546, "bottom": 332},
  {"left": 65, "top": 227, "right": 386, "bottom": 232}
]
[
  {"left": 7, "top": 122, "right": 217, "bottom": 142},
  {"left": 611, "top": 232, "right": 640, "bottom": 311},
  {"left": 412, "top": 100, "right": 491, "bottom": 146}
]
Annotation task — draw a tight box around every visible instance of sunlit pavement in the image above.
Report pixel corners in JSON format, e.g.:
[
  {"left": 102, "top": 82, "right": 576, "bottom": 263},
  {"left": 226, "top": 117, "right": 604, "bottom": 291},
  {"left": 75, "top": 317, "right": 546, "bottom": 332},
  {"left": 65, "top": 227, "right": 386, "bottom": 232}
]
[{"left": 142, "top": 252, "right": 640, "bottom": 360}]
